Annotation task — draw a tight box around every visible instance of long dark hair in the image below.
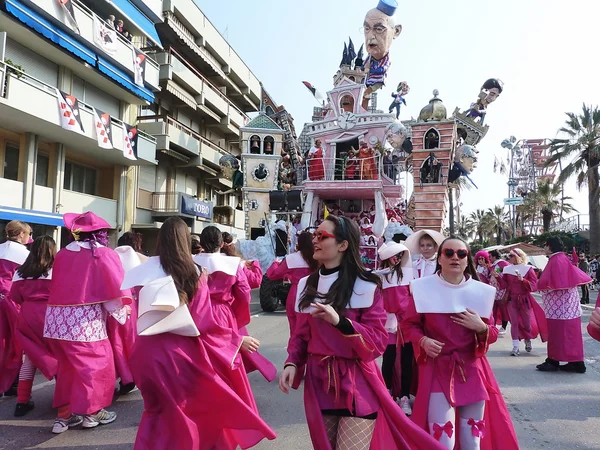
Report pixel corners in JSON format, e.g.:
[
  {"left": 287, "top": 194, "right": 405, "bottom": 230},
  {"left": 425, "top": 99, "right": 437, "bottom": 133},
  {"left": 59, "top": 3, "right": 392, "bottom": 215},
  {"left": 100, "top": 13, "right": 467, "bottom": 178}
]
[
  {"left": 200, "top": 226, "right": 222, "bottom": 253},
  {"left": 118, "top": 231, "right": 143, "bottom": 252},
  {"left": 297, "top": 231, "right": 318, "bottom": 272},
  {"left": 221, "top": 232, "right": 241, "bottom": 257},
  {"left": 380, "top": 251, "right": 404, "bottom": 284},
  {"left": 434, "top": 237, "right": 479, "bottom": 281},
  {"left": 298, "top": 216, "right": 381, "bottom": 313},
  {"left": 17, "top": 235, "right": 56, "bottom": 279},
  {"left": 155, "top": 217, "right": 199, "bottom": 305}
]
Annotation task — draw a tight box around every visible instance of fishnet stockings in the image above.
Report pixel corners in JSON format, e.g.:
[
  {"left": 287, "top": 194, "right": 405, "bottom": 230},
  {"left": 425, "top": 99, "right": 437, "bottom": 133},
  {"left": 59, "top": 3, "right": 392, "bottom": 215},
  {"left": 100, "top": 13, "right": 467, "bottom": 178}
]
[
  {"left": 323, "top": 415, "right": 340, "bottom": 448},
  {"left": 337, "top": 417, "right": 376, "bottom": 450}
]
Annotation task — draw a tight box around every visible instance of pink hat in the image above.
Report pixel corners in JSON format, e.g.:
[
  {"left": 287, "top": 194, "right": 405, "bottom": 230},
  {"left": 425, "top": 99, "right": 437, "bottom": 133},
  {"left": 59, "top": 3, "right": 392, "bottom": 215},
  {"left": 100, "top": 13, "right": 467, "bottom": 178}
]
[{"left": 63, "top": 211, "right": 111, "bottom": 232}]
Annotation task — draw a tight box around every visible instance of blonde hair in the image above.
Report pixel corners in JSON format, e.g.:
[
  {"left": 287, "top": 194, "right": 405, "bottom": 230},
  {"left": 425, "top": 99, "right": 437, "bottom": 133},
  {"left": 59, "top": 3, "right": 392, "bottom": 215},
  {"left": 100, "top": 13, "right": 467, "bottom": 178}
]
[
  {"left": 511, "top": 248, "right": 527, "bottom": 265},
  {"left": 5, "top": 220, "right": 30, "bottom": 241}
]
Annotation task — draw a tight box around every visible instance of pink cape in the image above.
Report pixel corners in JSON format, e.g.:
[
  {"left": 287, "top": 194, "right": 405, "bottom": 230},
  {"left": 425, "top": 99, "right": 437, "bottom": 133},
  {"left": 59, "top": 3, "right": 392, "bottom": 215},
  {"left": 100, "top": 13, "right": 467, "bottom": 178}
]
[
  {"left": 538, "top": 252, "right": 592, "bottom": 290},
  {"left": 130, "top": 277, "right": 276, "bottom": 450},
  {"left": 10, "top": 278, "right": 57, "bottom": 380},
  {"left": 303, "top": 358, "right": 446, "bottom": 450},
  {"left": 239, "top": 326, "right": 277, "bottom": 382},
  {"left": 106, "top": 302, "right": 137, "bottom": 385}
]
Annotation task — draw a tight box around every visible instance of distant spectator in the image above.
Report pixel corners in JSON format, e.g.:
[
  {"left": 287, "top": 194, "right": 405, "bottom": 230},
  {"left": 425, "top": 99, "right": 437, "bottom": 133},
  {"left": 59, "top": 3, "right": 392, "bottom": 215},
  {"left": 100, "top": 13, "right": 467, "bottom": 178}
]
[
  {"left": 106, "top": 15, "right": 115, "bottom": 29},
  {"left": 115, "top": 20, "right": 132, "bottom": 41}
]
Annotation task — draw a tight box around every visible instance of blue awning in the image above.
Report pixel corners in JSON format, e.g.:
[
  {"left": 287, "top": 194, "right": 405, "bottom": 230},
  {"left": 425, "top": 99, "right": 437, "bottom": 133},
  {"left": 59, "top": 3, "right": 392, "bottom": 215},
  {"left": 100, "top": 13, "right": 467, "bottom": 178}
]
[
  {"left": 4, "top": 0, "right": 96, "bottom": 65},
  {"left": 109, "top": 0, "right": 162, "bottom": 48},
  {"left": 97, "top": 56, "right": 154, "bottom": 103},
  {"left": 0, "top": 206, "right": 64, "bottom": 227}
]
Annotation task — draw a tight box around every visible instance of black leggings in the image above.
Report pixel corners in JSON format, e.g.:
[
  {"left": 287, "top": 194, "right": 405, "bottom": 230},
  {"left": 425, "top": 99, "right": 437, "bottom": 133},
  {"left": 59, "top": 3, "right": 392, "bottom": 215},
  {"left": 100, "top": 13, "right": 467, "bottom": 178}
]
[
  {"left": 382, "top": 343, "right": 414, "bottom": 398},
  {"left": 382, "top": 344, "right": 396, "bottom": 390}
]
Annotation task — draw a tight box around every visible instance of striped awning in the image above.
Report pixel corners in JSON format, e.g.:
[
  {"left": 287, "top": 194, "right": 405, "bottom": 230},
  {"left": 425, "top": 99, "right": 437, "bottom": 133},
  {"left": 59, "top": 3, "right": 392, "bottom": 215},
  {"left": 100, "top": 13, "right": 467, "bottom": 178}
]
[{"left": 165, "top": 80, "right": 196, "bottom": 110}]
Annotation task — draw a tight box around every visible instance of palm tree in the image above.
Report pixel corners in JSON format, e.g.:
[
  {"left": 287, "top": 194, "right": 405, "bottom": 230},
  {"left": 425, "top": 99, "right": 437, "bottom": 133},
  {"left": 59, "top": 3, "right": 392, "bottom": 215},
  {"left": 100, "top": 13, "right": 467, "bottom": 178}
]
[
  {"left": 487, "top": 205, "right": 510, "bottom": 244},
  {"left": 469, "top": 209, "right": 494, "bottom": 244},
  {"left": 533, "top": 180, "right": 578, "bottom": 232},
  {"left": 546, "top": 104, "right": 600, "bottom": 252},
  {"left": 456, "top": 216, "right": 475, "bottom": 241}
]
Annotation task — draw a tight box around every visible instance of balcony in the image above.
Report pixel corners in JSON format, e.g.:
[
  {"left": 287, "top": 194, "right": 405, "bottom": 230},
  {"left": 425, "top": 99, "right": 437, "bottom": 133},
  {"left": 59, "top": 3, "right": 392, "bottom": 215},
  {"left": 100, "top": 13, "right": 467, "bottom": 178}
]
[
  {"left": 0, "top": 178, "right": 24, "bottom": 208},
  {"left": 61, "top": 190, "right": 118, "bottom": 228},
  {"left": 137, "top": 114, "right": 200, "bottom": 157},
  {"left": 213, "top": 206, "right": 245, "bottom": 230},
  {"left": 4, "top": 0, "right": 159, "bottom": 97},
  {"left": 0, "top": 62, "right": 156, "bottom": 166},
  {"left": 156, "top": 49, "right": 249, "bottom": 135},
  {"left": 151, "top": 191, "right": 213, "bottom": 222}
]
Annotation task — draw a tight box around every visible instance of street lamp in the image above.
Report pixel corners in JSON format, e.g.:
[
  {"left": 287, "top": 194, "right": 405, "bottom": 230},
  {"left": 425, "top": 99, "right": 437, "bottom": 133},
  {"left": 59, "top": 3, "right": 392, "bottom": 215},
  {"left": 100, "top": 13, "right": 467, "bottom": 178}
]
[{"left": 501, "top": 136, "right": 523, "bottom": 238}]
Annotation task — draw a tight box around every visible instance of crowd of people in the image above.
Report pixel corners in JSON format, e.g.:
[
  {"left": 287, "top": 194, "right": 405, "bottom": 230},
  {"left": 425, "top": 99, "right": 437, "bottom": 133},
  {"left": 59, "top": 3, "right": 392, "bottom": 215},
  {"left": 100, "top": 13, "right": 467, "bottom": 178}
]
[
  {"left": 0, "top": 212, "right": 598, "bottom": 449},
  {"left": 106, "top": 15, "right": 133, "bottom": 41}
]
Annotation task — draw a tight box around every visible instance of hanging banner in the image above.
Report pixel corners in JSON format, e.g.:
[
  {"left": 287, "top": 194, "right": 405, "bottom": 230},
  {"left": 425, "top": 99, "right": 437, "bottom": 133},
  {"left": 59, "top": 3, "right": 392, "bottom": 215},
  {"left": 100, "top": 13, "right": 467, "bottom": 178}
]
[
  {"left": 133, "top": 48, "right": 146, "bottom": 87},
  {"left": 123, "top": 123, "right": 138, "bottom": 160},
  {"left": 93, "top": 108, "right": 113, "bottom": 149},
  {"left": 57, "top": 0, "right": 80, "bottom": 34},
  {"left": 57, "top": 90, "right": 85, "bottom": 134},
  {"left": 92, "top": 15, "right": 118, "bottom": 55}
]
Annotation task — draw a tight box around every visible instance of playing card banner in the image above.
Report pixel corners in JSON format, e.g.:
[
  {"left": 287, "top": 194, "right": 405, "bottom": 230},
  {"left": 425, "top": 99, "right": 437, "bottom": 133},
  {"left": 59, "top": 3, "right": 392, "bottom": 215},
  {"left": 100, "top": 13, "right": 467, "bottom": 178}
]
[
  {"left": 123, "top": 123, "right": 138, "bottom": 160},
  {"left": 93, "top": 108, "right": 113, "bottom": 149},
  {"left": 57, "top": 0, "right": 80, "bottom": 34},
  {"left": 57, "top": 90, "right": 85, "bottom": 134},
  {"left": 133, "top": 48, "right": 146, "bottom": 87},
  {"left": 92, "top": 15, "right": 117, "bottom": 55}
]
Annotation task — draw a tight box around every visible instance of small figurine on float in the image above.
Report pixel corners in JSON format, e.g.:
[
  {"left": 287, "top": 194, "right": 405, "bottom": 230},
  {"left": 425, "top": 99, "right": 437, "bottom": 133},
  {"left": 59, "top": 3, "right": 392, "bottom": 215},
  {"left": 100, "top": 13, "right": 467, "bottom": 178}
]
[
  {"left": 361, "top": 0, "right": 402, "bottom": 109},
  {"left": 216, "top": 154, "right": 243, "bottom": 195},
  {"left": 464, "top": 78, "right": 504, "bottom": 125},
  {"left": 307, "top": 139, "right": 325, "bottom": 181},
  {"left": 358, "top": 141, "right": 377, "bottom": 180},
  {"left": 419, "top": 152, "right": 443, "bottom": 185},
  {"left": 345, "top": 148, "right": 359, "bottom": 180},
  {"left": 388, "top": 81, "right": 409, "bottom": 119}
]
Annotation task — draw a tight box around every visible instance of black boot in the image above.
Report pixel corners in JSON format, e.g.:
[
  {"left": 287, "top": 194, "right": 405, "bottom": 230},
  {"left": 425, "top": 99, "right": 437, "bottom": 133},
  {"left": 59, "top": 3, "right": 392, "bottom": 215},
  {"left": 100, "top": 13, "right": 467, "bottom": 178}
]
[
  {"left": 560, "top": 361, "right": 586, "bottom": 373},
  {"left": 118, "top": 381, "right": 137, "bottom": 395},
  {"left": 536, "top": 358, "right": 559, "bottom": 372},
  {"left": 14, "top": 401, "right": 35, "bottom": 417}
]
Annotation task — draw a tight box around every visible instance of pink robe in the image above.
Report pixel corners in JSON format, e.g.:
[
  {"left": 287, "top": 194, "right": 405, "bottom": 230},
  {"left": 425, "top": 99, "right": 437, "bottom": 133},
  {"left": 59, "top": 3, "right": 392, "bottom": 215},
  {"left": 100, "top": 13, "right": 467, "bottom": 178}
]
[
  {"left": 10, "top": 275, "right": 57, "bottom": 380},
  {"left": 498, "top": 268, "right": 548, "bottom": 342},
  {"left": 403, "top": 298, "right": 519, "bottom": 449},
  {"left": 0, "top": 241, "right": 28, "bottom": 392},
  {"left": 588, "top": 292, "right": 600, "bottom": 341},
  {"left": 287, "top": 284, "right": 445, "bottom": 450},
  {"left": 130, "top": 276, "right": 276, "bottom": 450},
  {"left": 489, "top": 260, "right": 510, "bottom": 324},
  {"left": 266, "top": 255, "right": 313, "bottom": 334},
  {"left": 106, "top": 302, "right": 136, "bottom": 385},
  {"left": 239, "top": 260, "right": 277, "bottom": 382},
  {"left": 539, "top": 252, "right": 591, "bottom": 362},
  {"left": 46, "top": 244, "right": 131, "bottom": 415}
]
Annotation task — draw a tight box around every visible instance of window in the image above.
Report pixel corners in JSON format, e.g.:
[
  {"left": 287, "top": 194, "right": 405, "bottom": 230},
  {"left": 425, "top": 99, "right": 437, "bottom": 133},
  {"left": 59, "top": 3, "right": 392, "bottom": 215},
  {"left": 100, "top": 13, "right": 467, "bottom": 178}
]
[
  {"left": 3, "top": 142, "right": 19, "bottom": 181},
  {"left": 36, "top": 153, "right": 49, "bottom": 187},
  {"left": 63, "top": 161, "right": 97, "bottom": 195}
]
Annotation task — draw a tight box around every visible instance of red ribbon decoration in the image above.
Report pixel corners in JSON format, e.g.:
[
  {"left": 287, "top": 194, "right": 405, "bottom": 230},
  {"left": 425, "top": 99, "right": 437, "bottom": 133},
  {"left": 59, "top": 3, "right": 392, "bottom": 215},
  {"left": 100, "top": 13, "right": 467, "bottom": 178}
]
[
  {"left": 468, "top": 418, "right": 486, "bottom": 438},
  {"left": 433, "top": 421, "right": 454, "bottom": 440}
]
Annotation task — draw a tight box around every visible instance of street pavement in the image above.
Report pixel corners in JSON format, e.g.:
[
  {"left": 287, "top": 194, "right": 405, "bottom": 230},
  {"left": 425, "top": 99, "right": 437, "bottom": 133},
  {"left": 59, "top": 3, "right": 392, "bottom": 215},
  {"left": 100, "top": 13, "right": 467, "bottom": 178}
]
[{"left": 2, "top": 292, "right": 600, "bottom": 449}]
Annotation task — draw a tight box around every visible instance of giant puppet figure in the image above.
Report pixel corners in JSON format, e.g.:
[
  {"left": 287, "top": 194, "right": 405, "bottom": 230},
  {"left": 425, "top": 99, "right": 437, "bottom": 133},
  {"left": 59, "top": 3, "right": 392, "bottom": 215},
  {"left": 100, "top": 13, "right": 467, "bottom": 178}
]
[
  {"left": 464, "top": 78, "right": 504, "bottom": 125},
  {"left": 361, "top": 0, "right": 402, "bottom": 109}
]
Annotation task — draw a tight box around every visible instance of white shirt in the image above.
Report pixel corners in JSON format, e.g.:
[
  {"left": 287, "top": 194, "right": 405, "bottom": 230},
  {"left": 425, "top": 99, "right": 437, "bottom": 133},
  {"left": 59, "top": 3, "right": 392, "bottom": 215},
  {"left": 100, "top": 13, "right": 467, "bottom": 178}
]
[{"left": 413, "top": 256, "right": 437, "bottom": 279}]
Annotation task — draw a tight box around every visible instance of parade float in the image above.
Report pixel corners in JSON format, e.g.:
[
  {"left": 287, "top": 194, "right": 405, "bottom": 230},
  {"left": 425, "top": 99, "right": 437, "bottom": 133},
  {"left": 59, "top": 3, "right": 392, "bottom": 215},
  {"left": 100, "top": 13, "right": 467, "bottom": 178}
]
[{"left": 228, "top": 0, "right": 502, "bottom": 311}]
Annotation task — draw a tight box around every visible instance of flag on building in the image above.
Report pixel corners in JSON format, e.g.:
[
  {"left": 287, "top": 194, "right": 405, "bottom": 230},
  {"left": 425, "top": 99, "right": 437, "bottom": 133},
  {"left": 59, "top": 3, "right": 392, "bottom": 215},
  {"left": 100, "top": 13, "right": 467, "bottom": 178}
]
[
  {"left": 57, "top": 90, "right": 84, "bottom": 134},
  {"left": 92, "top": 15, "right": 117, "bottom": 54},
  {"left": 93, "top": 108, "right": 113, "bottom": 149},
  {"left": 123, "top": 123, "right": 138, "bottom": 160},
  {"left": 57, "top": 0, "right": 79, "bottom": 34},
  {"left": 348, "top": 38, "right": 357, "bottom": 62},
  {"left": 133, "top": 49, "right": 146, "bottom": 86},
  {"left": 302, "top": 81, "right": 326, "bottom": 104}
]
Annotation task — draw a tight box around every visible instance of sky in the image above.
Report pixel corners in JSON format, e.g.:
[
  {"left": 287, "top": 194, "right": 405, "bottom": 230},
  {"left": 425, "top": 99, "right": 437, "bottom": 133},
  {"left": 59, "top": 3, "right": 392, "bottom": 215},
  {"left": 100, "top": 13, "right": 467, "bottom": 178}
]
[{"left": 195, "top": 0, "right": 599, "bottom": 221}]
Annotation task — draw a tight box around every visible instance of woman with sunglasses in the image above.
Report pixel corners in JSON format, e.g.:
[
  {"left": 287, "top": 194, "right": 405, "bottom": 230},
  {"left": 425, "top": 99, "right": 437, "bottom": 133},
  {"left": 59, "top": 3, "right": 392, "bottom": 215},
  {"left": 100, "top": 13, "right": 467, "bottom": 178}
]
[
  {"left": 404, "top": 238, "right": 519, "bottom": 450},
  {"left": 376, "top": 241, "right": 415, "bottom": 417},
  {"left": 493, "top": 248, "right": 547, "bottom": 356},
  {"left": 0, "top": 220, "right": 31, "bottom": 397},
  {"left": 266, "top": 231, "right": 318, "bottom": 334},
  {"left": 279, "top": 216, "right": 444, "bottom": 450}
]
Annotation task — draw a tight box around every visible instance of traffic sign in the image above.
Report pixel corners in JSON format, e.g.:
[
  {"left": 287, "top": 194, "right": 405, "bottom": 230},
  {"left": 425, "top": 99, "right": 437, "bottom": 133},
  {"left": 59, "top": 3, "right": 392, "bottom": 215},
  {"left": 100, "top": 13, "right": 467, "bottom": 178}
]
[{"left": 504, "top": 197, "right": 524, "bottom": 206}]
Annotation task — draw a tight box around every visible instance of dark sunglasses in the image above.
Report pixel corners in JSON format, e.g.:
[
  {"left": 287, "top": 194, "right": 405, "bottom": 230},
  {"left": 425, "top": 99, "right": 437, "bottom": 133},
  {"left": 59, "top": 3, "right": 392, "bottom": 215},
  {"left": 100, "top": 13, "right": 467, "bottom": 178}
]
[
  {"left": 313, "top": 230, "right": 336, "bottom": 242},
  {"left": 442, "top": 248, "right": 469, "bottom": 259}
]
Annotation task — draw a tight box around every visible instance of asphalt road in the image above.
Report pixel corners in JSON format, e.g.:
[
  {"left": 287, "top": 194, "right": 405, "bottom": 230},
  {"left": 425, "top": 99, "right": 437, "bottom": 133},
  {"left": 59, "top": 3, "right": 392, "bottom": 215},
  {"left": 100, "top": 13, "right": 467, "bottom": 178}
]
[{"left": 2, "top": 292, "right": 600, "bottom": 449}]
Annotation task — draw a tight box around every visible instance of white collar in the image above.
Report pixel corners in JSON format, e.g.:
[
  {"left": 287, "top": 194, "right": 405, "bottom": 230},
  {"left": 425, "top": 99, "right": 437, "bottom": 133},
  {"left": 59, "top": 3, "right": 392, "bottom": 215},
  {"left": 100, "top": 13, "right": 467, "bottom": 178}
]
[
  {"left": 0, "top": 240, "right": 29, "bottom": 265},
  {"left": 286, "top": 252, "right": 310, "bottom": 269},
  {"left": 192, "top": 252, "right": 240, "bottom": 276},
  {"left": 12, "top": 268, "right": 52, "bottom": 282},
  {"left": 376, "top": 267, "right": 414, "bottom": 288},
  {"left": 115, "top": 245, "right": 144, "bottom": 272},
  {"left": 65, "top": 241, "right": 105, "bottom": 252}
]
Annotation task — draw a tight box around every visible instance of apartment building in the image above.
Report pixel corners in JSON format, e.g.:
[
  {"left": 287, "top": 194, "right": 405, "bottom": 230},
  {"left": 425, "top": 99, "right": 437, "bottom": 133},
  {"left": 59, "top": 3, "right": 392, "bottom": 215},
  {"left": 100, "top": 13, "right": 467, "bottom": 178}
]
[
  {"left": 0, "top": 0, "right": 161, "bottom": 246},
  {"left": 134, "top": 0, "right": 262, "bottom": 248}
]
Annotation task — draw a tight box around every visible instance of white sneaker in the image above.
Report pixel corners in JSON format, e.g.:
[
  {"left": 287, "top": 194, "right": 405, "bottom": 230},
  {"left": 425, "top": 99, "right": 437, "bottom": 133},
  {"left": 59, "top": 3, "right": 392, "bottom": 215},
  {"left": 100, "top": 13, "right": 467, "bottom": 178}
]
[
  {"left": 398, "top": 396, "right": 412, "bottom": 416},
  {"left": 51, "top": 414, "right": 83, "bottom": 434},
  {"left": 82, "top": 409, "right": 117, "bottom": 428},
  {"left": 525, "top": 339, "right": 532, "bottom": 352},
  {"left": 510, "top": 346, "right": 520, "bottom": 356},
  {"left": 498, "top": 327, "right": 506, "bottom": 336}
]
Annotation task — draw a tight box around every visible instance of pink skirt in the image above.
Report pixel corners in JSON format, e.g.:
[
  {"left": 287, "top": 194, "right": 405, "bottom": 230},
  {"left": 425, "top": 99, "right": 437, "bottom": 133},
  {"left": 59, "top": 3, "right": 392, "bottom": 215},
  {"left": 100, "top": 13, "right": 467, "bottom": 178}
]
[{"left": 547, "top": 317, "right": 584, "bottom": 362}]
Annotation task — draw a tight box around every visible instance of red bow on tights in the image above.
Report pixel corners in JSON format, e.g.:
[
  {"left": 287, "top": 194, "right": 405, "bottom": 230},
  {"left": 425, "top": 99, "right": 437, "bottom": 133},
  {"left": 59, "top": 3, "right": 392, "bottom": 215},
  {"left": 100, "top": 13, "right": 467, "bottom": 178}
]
[
  {"left": 433, "top": 421, "right": 454, "bottom": 440},
  {"left": 467, "top": 418, "right": 486, "bottom": 438}
]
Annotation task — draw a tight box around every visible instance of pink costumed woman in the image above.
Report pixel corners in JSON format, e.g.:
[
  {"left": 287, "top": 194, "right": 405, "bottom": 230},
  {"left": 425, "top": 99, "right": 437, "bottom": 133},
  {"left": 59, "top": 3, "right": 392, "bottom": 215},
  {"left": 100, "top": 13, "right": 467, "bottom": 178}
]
[
  {"left": 122, "top": 217, "right": 275, "bottom": 450},
  {"left": 279, "top": 216, "right": 445, "bottom": 450},
  {"left": 493, "top": 248, "right": 547, "bottom": 356},
  {"left": 44, "top": 211, "right": 131, "bottom": 434},
  {"left": 221, "top": 231, "right": 277, "bottom": 382},
  {"left": 10, "top": 236, "right": 58, "bottom": 417},
  {"left": 488, "top": 250, "right": 510, "bottom": 335},
  {"left": 266, "top": 231, "right": 318, "bottom": 334},
  {"left": 375, "top": 241, "right": 415, "bottom": 416},
  {"left": 0, "top": 220, "right": 31, "bottom": 396},
  {"left": 404, "top": 237, "right": 519, "bottom": 449}
]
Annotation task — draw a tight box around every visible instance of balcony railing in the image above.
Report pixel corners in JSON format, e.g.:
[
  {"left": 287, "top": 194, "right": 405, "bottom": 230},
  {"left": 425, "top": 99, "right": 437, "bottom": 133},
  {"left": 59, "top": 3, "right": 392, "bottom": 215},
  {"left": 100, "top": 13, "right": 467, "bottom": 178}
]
[
  {"left": 550, "top": 214, "right": 590, "bottom": 233},
  {"left": 151, "top": 191, "right": 179, "bottom": 213},
  {"left": 299, "top": 155, "right": 389, "bottom": 182}
]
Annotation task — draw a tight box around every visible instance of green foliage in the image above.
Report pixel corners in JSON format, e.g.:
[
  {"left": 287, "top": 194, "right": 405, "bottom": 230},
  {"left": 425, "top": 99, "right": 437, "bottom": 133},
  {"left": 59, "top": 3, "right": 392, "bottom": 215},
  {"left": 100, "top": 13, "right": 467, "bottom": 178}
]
[{"left": 4, "top": 59, "right": 24, "bottom": 78}]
